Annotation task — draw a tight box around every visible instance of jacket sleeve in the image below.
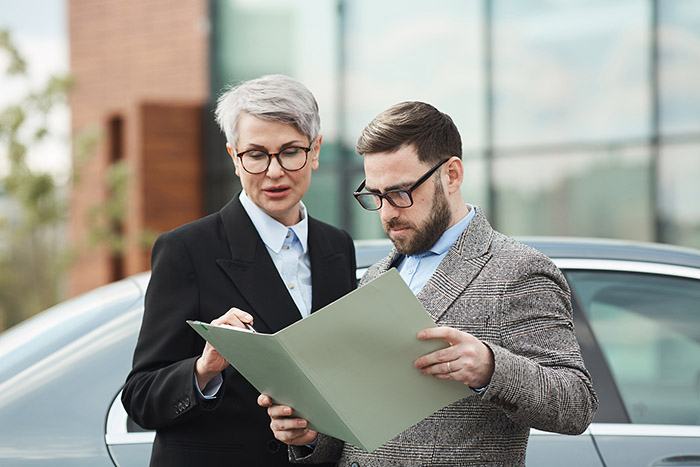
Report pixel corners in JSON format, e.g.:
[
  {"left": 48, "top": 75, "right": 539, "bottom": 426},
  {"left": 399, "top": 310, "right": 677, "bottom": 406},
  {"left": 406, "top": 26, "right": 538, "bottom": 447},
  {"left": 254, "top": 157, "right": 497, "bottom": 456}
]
[
  {"left": 288, "top": 434, "right": 344, "bottom": 464},
  {"left": 481, "top": 254, "right": 598, "bottom": 434},
  {"left": 121, "top": 230, "right": 221, "bottom": 430}
]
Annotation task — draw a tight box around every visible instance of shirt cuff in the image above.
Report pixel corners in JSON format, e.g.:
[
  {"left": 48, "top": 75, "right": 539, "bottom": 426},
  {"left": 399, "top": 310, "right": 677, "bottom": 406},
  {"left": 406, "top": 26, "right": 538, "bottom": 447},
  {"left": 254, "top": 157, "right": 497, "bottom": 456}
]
[
  {"left": 195, "top": 372, "right": 223, "bottom": 399},
  {"left": 306, "top": 435, "right": 319, "bottom": 450}
]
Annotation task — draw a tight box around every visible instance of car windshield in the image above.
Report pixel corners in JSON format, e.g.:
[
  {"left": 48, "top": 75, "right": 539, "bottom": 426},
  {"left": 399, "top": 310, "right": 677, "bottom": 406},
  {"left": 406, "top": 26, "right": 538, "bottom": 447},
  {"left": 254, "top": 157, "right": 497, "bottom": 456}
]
[{"left": 0, "top": 276, "right": 145, "bottom": 383}]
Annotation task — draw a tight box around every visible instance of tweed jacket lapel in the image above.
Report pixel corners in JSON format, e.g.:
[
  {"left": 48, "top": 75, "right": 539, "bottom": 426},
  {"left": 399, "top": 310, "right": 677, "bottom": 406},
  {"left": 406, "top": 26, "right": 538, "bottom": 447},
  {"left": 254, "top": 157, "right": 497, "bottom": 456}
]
[
  {"left": 365, "top": 207, "right": 494, "bottom": 323},
  {"left": 417, "top": 207, "right": 494, "bottom": 322}
]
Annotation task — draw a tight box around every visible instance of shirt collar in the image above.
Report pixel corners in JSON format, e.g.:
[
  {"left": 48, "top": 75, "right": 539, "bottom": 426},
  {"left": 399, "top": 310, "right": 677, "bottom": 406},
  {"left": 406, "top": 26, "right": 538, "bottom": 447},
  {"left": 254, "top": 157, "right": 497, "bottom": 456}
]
[{"left": 239, "top": 191, "right": 309, "bottom": 254}]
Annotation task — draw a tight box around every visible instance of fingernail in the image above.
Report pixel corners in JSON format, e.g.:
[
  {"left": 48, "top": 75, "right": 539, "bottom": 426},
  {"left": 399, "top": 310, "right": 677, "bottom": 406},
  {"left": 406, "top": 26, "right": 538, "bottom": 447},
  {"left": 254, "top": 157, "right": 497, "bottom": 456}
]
[{"left": 283, "top": 407, "right": 292, "bottom": 416}]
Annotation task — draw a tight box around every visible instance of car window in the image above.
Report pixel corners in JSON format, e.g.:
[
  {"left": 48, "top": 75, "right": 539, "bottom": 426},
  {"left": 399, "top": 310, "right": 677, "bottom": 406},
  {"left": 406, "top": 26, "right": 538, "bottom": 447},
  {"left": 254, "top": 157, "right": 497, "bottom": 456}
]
[{"left": 567, "top": 270, "right": 700, "bottom": 426}]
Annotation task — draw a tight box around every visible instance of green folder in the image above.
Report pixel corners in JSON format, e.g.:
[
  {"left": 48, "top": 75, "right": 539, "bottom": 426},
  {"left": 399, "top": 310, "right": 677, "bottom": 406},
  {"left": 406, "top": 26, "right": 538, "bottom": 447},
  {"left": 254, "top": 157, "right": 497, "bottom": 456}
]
[{"left": 187, "top": 268, "right": 471, "bottom": 452}]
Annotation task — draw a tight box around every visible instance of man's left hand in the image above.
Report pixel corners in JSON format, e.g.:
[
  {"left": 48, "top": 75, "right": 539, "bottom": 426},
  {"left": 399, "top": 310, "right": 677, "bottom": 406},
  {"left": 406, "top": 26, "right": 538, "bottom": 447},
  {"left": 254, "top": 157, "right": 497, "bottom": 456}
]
[{"left": 414, "top": 327, "right": 494, "bottom": 388}]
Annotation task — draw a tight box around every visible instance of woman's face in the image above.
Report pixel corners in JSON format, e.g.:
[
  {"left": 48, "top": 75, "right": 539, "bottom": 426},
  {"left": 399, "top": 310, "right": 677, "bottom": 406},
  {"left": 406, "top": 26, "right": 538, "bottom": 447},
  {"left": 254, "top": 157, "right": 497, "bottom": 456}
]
[{"left": 227, "top": 113, "right": 321, "bottom": 226}]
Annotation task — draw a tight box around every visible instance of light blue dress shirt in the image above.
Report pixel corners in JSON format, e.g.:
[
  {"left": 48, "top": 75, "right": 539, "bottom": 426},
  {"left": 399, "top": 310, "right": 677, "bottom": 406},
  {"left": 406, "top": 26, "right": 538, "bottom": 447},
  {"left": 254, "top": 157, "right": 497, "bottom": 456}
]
[
  {"left": 240, "top": 190, "right": 312, "bottom": 318},
  {"left": 397, "top": 205, "right": 475, "bottom": 294}
]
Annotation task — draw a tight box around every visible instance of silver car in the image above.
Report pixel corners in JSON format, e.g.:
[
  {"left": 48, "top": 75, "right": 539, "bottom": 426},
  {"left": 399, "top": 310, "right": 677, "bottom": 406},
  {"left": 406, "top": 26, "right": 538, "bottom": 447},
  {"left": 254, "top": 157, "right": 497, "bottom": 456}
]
[{"left": 0, "top": 238, "right": 699, "bottom": 466}]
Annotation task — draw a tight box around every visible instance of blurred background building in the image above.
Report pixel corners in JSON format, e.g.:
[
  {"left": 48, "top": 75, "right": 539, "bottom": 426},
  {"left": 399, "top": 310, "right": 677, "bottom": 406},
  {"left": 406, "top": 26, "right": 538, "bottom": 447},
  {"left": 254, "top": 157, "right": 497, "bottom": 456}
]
[{"left": 64, "top": 0, "right": 700, "bottom": 295}]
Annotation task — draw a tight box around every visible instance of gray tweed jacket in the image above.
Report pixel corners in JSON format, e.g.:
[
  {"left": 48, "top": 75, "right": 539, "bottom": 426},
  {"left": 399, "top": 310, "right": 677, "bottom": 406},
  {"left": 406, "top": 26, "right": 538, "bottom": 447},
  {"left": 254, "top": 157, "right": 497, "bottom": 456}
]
[{"left": 291, "top": 207, "right": 598, "bottom": 466}]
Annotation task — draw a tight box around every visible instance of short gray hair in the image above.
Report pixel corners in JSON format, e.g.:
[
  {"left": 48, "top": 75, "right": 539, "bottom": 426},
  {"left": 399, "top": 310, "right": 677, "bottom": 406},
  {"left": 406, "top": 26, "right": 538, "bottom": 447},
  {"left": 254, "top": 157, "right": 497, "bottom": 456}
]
[{"left": 215, "top": 74, "right": 321, "bottom": 148}]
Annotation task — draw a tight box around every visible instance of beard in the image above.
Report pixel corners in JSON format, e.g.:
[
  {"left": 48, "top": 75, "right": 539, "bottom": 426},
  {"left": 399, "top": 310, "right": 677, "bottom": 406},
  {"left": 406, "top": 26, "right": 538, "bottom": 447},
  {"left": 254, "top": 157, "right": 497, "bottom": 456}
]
[{"left": 383, "top": 181, "right": 452, "bottom": 256}]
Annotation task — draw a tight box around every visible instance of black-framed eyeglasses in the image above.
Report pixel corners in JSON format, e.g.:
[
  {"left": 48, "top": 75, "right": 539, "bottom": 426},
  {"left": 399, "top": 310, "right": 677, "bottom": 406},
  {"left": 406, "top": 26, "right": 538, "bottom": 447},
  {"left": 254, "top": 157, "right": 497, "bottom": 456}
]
[
  {"left": 236, "top": 146, "right": 312, "bottom": 174},
  {"left": 353, "top": 158, "right": 450, "bottom": 211}
]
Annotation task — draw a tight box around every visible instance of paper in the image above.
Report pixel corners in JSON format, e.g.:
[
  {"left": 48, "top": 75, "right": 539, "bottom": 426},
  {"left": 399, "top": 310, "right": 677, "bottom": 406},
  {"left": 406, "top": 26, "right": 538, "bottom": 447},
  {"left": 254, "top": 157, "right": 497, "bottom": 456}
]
[{"left": 187, "top": 268, "right": 470, "bottom": 452}]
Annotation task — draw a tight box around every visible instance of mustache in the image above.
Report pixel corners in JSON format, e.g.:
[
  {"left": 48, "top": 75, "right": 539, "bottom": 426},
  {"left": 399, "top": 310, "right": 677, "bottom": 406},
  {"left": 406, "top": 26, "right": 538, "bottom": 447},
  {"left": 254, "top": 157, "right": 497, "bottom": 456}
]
[{"left": 384, "top": 218, "right": 413, "bottom": 230}]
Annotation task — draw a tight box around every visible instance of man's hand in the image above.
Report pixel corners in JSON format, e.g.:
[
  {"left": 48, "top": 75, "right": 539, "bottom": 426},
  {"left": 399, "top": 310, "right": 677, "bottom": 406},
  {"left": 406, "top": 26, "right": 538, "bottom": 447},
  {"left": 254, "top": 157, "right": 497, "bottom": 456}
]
[
  {"left": 257, "top": 394, "right": 319, "bottom": 446},
  {"left": 414, "top": 327, "right": 494, "bottom": 388},
  {"left": 194, "top": 307, "right": 255, "bottom": 390}
]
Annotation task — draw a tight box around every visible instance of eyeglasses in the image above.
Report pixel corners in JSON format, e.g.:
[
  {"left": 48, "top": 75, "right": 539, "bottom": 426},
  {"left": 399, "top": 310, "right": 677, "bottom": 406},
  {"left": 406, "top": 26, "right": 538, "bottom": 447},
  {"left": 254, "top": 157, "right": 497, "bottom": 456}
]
[
  {"left": 236, "top": 146, "right": 312, "bottom": 174},
  {"left": 353, "top": 158, "right": 450, "bottom": 211}
]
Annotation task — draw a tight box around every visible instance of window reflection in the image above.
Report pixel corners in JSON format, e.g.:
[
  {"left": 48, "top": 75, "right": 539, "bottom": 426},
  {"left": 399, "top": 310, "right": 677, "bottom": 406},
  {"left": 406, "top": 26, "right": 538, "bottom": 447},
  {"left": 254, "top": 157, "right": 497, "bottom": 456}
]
[
  {"left": 493, "top": 0, "right": 651, "bottom": 146},
  {"left": 659, "top": 144, "right": 700, "bottom": 249},
  {"left": 342, "top": 0, "right": 483, "bottom": 151},
  {"left": 492, "top": 146, "right": 653, "bottom": 239},
  {"left": 659, "top": 0, "right": 700, "bottom": 134}
]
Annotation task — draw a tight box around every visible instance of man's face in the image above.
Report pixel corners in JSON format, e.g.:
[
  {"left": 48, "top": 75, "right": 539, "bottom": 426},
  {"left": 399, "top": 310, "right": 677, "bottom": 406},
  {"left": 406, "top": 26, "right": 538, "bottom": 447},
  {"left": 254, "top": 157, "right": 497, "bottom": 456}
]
[
  {"left": 227, "top": 113, "right": 320, "bottom": 226},
  {"left": 363, "top": 146, "right": 452, "bottom": 256}
]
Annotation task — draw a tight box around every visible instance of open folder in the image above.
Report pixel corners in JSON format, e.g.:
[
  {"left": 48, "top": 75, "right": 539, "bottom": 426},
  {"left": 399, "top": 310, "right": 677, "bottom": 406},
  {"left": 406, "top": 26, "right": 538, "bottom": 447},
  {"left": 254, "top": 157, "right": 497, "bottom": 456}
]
[{"left": 187, "top": 268, "right": 470, "bottom": 452}]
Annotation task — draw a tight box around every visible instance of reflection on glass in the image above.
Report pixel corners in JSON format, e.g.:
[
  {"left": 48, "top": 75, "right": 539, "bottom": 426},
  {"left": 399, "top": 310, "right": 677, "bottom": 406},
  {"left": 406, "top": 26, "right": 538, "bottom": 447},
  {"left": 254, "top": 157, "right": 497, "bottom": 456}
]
[
  {"left": 569, "top": 270, "right": 700, "bottom": 425},
  {"left": 492, "top": 146, "right": 652, "bottom": 239},
  {"left": 213, "top": 0, "right": 339, "bottom": 138},
  {"left": 304, "top": 168, "right": 342, "bottom": 228},
  {"left": 659, "top": 143, "right": 700, "bottom": 248},
  {"left": 493, "top": 0, "right": 650, "bottom": 146},
  {"left": 659, "top": 0, "right": 700, "bottom": 135},
  {"left": 461, "top": 155, "right": 489, "bottom": 212},
  {"left": 343, "top": 0, "right": 483, "bottom": 150}
]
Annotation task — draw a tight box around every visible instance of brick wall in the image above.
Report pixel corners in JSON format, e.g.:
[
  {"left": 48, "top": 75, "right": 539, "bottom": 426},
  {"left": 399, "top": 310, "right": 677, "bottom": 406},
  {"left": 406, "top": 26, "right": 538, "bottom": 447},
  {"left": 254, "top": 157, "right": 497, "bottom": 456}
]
[{"left": 68, "top": 0, "right": 210, "bottom": 295}]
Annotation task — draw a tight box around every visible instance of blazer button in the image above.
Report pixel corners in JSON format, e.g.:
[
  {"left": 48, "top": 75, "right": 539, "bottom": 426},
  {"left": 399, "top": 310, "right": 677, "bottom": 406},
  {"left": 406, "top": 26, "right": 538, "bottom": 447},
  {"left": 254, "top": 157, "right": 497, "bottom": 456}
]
[
  {"left": 184, "top": 397, "right": 190, "bottom": 408},
  {"left": 266, "top": 439, "right": 281, "bottom": 454}
]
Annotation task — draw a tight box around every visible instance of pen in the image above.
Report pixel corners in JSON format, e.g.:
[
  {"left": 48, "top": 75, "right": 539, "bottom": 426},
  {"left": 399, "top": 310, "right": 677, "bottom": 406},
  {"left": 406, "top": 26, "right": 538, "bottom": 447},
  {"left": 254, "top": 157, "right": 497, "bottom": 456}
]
[{"left": 202, "top": 321, "right": 257, "bottom": 333}]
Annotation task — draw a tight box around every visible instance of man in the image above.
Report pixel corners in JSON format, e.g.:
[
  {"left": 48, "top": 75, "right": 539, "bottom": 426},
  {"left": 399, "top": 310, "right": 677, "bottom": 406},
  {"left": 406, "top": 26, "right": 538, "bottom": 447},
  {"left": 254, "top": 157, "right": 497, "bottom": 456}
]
[
  {"left": 121, "top": 75, "right": 355, "bottom": 466},
  {"left": 260, "top": 101, "right": 598, "bottom": 466}
]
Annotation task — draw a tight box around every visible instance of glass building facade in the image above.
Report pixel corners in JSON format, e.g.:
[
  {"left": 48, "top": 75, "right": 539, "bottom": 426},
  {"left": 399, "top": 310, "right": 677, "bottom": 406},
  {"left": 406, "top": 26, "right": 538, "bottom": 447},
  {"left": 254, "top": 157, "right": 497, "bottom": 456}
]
[{"left": 207, "top": 0, "right": 700, "bottom": 249}]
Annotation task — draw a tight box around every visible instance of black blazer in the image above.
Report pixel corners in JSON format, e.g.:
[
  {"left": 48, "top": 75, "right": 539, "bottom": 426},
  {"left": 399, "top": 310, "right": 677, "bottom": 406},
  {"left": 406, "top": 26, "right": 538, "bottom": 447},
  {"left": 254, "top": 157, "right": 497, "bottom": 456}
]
[{"left": 122, "top": 195, "right": 356, "bottom": 466}]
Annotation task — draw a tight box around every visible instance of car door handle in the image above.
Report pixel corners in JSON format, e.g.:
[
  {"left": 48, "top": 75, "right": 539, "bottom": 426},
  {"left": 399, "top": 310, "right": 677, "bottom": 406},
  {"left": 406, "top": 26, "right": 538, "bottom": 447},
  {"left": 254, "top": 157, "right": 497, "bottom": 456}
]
[{"left": 651, "top": 455, "right": 700, "bottom": 466}]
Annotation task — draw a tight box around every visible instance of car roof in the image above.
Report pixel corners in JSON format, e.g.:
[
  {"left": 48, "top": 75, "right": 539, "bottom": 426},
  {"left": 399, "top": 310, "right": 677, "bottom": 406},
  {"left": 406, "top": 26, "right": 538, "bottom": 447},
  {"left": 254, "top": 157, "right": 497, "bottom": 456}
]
[
  {"left": 520, "top": 236, "right": 700, "bottom": 269},
  {"left": 355, "top": 236, "right": 700, "bottom": 270}
]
